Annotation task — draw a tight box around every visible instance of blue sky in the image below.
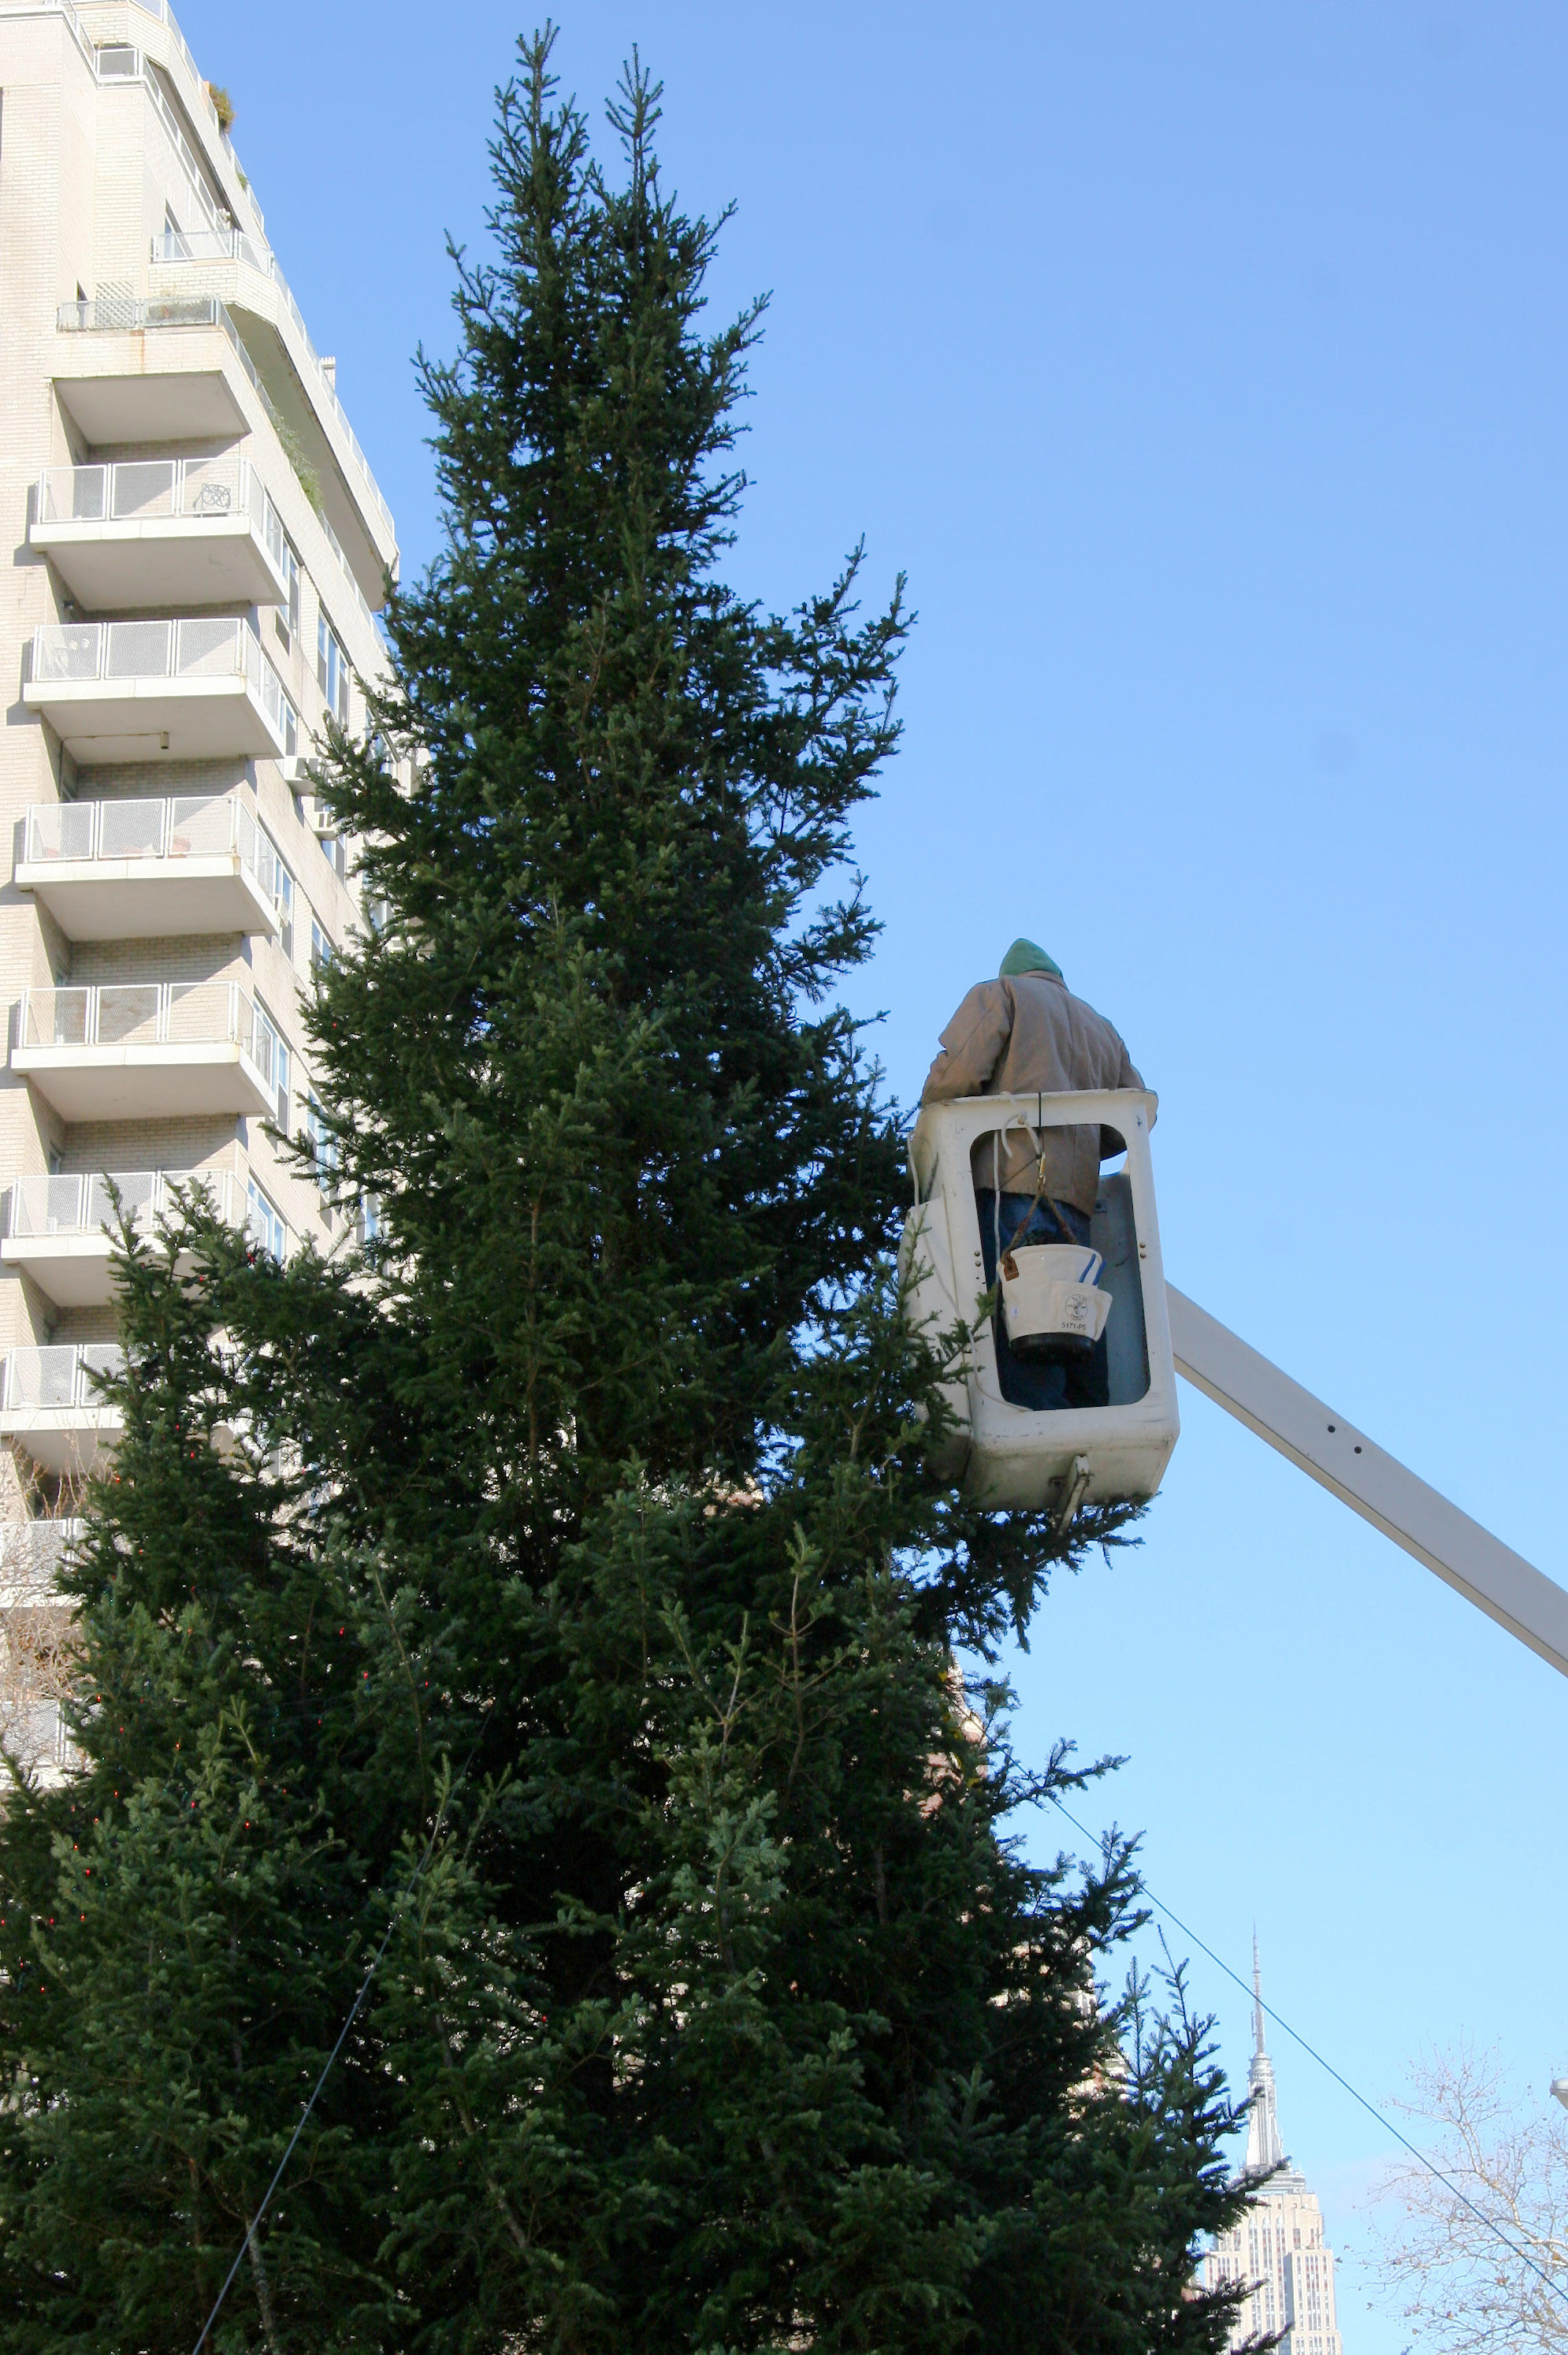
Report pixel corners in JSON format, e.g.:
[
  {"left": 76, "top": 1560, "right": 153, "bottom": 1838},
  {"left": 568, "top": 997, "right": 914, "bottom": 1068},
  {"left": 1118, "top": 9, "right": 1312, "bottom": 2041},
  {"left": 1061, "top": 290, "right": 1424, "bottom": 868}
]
[{"left": 180, "top": 2, "right": 1568, "bottom": 2340}]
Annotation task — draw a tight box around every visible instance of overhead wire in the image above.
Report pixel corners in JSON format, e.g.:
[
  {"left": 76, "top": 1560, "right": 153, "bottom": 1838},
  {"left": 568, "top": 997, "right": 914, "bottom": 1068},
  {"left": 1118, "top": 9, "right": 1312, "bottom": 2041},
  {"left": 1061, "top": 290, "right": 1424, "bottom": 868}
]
[
  {"left": 1046, "top": 1791, "right": 1568, "bottom": 2315},
  {"left": 190, "top": 1693, "right": 499, "bottom": 2355}
]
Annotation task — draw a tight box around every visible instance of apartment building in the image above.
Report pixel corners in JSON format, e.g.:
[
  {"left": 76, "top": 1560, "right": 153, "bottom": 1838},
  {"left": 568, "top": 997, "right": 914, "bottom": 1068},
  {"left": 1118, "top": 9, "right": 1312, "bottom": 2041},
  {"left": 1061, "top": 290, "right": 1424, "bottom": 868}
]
[{"left": 0, "top": 0, "right": 396, "bottom": 1765}]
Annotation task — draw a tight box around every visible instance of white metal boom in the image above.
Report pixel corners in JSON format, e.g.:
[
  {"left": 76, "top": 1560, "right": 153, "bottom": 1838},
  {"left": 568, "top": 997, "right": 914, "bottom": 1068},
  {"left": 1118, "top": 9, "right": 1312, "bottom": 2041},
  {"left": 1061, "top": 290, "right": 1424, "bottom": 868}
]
[{"left": 1166, "top": 1285, "right": 1568, "bottom": 1681}]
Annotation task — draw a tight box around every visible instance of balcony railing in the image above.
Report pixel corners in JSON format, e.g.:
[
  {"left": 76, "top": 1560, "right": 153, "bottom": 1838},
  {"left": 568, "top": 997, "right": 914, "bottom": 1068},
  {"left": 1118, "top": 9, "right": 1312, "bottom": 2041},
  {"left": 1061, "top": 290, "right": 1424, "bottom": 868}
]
[
  {"left": 0, "top": 1518, "right": 84, "bottom": 1590},
  {"left": 24, "top": 791, "right": 289, "bottom": 906},
  {"left": 56, "top": 288, "right": 278, "bottom": 419},
  {"left": 150, "top": 228, "right": 394, "bottom": 535},
  {"left": 0, "top": 1345, "right": 124, "bottom": 1413},
  {"left": 16, "top": 983, "right": 284, "bottom": 1088},
  {"left": 9, "top": 1168, "right": 285, "bottom": 1252},
  {"left": 96, "top": 42, "right": 230, "bottom": 241},
  {"left": 36, "top": 455, "right": 284, "bottom": 566},
  {"left": 28, "top": 619, "right": 295, "bottom": 751}
]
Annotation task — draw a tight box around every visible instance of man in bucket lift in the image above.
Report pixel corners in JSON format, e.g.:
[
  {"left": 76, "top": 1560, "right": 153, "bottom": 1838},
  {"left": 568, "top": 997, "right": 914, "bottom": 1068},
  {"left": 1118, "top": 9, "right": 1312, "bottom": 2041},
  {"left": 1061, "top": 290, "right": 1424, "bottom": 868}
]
[{"left": 921, "top": 939, "right": 1150, "bottom": 1410}]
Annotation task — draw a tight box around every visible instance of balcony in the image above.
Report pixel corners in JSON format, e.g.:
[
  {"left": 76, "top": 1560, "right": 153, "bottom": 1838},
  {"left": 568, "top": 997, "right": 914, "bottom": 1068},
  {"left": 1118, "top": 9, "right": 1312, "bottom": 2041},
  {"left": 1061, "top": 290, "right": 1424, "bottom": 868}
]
[
  {"left": 0, "top": 1519, "right": 84, "bottom": 1606},
  {"left": 32, "top": 456, "right": 289, "bottom": 610},
  {"left": 12, "top": 983, "right": 286, "bottom": 1122},
  {"left": 24, "top": 618, "right": 295, "bottom": 765},
  {"left": 55, "top": 293, "right": 262, "bottom": 444},
  {"left": 2, "top": 1170, "right": 282, "bottom": 1307},
  {"left": 148, "top": 229, "right": 396, "bottom": 590},
  {"left": 17, "top": 792, "right": 288, "bottom": 942},
  {"left": 0, "top": 1347, "right": 124, "bottom": 1475}
]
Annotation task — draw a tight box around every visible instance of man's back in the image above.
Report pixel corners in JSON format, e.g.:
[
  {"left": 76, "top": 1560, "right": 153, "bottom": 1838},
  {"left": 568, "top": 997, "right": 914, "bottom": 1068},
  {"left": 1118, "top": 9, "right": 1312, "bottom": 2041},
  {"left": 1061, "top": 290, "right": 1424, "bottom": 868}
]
[{"left": 922, "top": 968, "right": 1145, "bottom": 1214}]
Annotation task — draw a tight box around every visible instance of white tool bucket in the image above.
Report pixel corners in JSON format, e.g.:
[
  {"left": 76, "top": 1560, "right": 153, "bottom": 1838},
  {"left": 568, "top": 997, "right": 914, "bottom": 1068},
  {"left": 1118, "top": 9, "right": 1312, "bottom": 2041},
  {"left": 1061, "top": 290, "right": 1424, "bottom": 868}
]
[{"left": 999, "top": 1242, "right": 1113, "bottom": 1360}]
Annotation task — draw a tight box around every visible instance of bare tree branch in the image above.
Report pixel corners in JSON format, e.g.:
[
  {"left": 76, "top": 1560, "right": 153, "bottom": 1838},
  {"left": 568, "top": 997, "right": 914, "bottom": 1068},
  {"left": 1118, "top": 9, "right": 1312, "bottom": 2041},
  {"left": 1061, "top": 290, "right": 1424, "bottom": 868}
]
[{"left": 1371, "top": 2042, "right": 1568, "bottom": 2353}]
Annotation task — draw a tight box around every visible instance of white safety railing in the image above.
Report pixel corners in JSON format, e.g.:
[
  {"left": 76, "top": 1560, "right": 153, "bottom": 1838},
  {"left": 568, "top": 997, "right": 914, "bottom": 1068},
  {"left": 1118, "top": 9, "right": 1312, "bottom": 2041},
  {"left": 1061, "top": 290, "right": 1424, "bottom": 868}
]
[
  {"left": 0, "top": 1345, "right": 125, "bottom": 1413},
  {"left": 126, "top": 0, "right": 206, "bottom": 118},
  {"left": 118, "top": 0, "right": 265, "bottom": 231},
  {"left": 28, "top": 618, "right": 295, "bottom": 750},
  {"left": 15, "top": 981, "right": 284, "bottom": 1089},
  {"left": 95, "top": 44, "right": 229, "bottom": 240},
  {"left": 6, "top": 1168, "right": 284, "bottom": 1259},
  {"left": 8, "top": 1166, "right": 244, "bottom": 1239},
  {"left": 35, "top": 455, "right": 284, "bottom": 573},
  {"left": 22, "top": 791, "right": 289, "bottom": 908},
  {"left": 0, "top": 1517, "right": 84, "bottom": 1587},
  {"left": 150, "top": 228, "right": 394, "bottom": 537}
]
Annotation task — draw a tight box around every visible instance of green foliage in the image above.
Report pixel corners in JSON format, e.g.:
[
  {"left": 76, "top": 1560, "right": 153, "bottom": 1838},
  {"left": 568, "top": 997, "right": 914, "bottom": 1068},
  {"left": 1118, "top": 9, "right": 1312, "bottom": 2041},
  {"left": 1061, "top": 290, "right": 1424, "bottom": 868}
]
[
  {"left": 0, "top": 33, "right": 1258, "bottom": 2354},
  {"left": 274, "top": 414, "right": 322, "bottom": 514}
]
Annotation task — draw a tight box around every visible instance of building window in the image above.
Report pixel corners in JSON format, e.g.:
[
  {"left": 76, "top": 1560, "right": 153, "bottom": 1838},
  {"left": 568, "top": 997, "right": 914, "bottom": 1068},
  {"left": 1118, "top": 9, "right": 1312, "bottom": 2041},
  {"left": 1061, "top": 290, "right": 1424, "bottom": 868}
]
[
  {"left": 358, "top": 1193, "right": 380, "bottom": 1245},
  {"left": 277, "top": 534, "right": 301, "bottom": 640},
  {"left": 317, "top": 612, "right": 350, "bottom": 726},
  {"left": 310, "top": 917, "right": 333, "bottom": 970},
  {"left": 306, "top": 1098, "right": 338, "bottom": 1194},
  {"left": 253, "top": 1002, "right": 291, "bottom": 1131},
  {"left": 246, "top": 1179, "right": 285, "bottom": 1261},
  {"left": 272, "top": 854, "right": 294, "bottom": 959}
]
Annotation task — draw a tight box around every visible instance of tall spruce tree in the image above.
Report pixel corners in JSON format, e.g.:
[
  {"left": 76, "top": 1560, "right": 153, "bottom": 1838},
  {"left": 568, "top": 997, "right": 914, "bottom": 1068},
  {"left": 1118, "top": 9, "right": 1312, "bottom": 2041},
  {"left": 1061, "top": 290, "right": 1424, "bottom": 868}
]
[{"left": 0, "top": 35, "right": 1258, "bottom": 2354}]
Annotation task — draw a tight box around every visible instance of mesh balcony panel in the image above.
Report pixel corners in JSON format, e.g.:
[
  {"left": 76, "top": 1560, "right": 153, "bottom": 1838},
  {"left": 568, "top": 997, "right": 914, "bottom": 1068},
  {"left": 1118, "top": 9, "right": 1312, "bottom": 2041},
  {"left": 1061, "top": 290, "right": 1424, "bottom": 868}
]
[
  {"left": 165, "top": 983, "right": 237, "bottom": 1045},
  {"left": 85, "top": 1174, "right": 157, "bottom": 1231},
  {"left": 174, "top": 618, "right": 241, "bottom": 677},
  {"left": 28, "top": 991, "right": 91, "bottom": 1047},
  {"left": 98, "top": 798, "right": 165, "bottom": 860},
  {"left": 183, "top": 458, "right": 236, "bottom": 515},
  {"left": 167, "top": 795, "right": 230, "bottom": 857},
  {"left": 95, "top": 986, "right": 160, "bottom": 1045},
  {"left": 34, "top": 627, "right": 100, "bottom": 682},
  {"left": 105, "top": 619, "right": 174, "bottom": 679},
  {"left": 25, "top": 804, "right": 95, "bottom": 861},
  {"left": 112, "top": 460, "right": 177, "bottom": 519}
]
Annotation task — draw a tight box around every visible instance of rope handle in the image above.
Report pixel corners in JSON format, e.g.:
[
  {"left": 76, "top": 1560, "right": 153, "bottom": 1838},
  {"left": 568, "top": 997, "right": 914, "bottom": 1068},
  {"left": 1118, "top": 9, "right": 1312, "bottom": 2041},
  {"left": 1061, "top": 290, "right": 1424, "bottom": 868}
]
[{"left": 992, "top": 1119, "right": 1080, "bottom": 1281}]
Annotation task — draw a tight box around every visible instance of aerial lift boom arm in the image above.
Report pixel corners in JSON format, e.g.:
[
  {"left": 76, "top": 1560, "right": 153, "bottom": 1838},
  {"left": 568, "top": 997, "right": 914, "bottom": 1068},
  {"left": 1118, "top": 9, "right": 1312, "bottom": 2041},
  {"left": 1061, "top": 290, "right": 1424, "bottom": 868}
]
[{"left": 1166, "top": 1285, "right": 1568, "bottom": 1682}]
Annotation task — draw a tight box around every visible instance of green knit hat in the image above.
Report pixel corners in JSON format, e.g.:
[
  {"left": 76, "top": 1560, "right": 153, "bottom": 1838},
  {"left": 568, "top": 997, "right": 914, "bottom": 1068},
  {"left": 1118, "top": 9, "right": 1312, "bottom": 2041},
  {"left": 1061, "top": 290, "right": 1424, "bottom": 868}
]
[{"left": 999, "top": 937, "right": 1062, "bottom": 981}]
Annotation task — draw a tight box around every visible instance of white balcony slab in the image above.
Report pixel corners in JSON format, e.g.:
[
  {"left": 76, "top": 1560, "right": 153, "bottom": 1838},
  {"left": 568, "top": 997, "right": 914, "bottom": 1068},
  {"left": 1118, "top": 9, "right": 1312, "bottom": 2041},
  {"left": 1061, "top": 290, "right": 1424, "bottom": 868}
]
[
  {"left": 24, "top": 619, "right": 294, "bottom": 767},
  {"left": 0, "top": 1402, "right": 121, "bottom": 1476},
  {"left": 53, "top": 363, "right": 248, "bottom": 445},
  {"left": 32, "top": 457, "right": 290, "bottom": 613},
  {"left": 12, "top": 983, "right": 285, "bottom": 1124},
  {"left": 23, "top": 672, "right": 284, "bottom": 764},
  {"left": 0, "top": 1349, "right": 124, "bottom": 1476},
  {"left": 33, "top": 516, "right": 287, "bottom": 611},
  {"left": 1, "top": 1233, "right": 121, "bottom": 1309},
  {"left": 2, "top": 1171, "right": 266, "bottom": 1308},
  {"left": 11, "top": 1040, "right": 276, "bottom": 1122},
  {"left": 17, "top": 793, "right": 290, "bottom": 941},
  {"left": 17, "top": 853, "right": 280, "bottom": 941}
]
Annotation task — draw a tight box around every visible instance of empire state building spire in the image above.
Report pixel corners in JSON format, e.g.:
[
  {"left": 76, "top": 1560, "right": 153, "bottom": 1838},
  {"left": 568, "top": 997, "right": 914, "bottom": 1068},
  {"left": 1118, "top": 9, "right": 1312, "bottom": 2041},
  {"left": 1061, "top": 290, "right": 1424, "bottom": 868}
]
[
  {"left": 1244, "top": 1933, "right": 1287, "bottom": 2178},
  {"left": 1202, "top": 1936, "right": 1343, "bottom": 2351}
]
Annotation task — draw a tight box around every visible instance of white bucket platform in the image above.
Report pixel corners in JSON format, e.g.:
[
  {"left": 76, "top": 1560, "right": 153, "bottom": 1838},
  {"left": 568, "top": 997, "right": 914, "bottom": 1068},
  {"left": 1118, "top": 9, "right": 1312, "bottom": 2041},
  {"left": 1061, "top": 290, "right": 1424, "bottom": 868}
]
[{"left": 899, "top": 1088, "right": 1180, "bottom": 1513}]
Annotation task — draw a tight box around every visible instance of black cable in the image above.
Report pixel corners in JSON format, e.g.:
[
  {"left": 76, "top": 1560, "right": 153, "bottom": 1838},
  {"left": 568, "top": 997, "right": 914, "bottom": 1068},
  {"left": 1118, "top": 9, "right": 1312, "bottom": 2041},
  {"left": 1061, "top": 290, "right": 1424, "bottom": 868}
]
[
  {"left": 191, "top": 1696, "right": 498, "bottom": 2355},
  {"left": 1047, "top": 1791, "right": 1568, "bottom": 2313}
]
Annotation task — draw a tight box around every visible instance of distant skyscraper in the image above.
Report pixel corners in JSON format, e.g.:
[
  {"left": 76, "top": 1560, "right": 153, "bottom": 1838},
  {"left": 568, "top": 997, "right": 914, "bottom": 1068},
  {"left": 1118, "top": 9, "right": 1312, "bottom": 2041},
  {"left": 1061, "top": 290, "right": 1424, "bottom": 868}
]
[{"left": 1201, "top": 1940, "right": 1345, "bottom": 2354}]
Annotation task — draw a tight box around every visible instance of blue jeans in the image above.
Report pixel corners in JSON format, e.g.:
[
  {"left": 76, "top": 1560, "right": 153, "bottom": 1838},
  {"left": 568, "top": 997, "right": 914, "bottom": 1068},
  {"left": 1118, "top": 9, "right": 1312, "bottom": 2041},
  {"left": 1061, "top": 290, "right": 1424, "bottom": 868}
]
[{"left": 976, "top": 1190, "right": 1094, "bottom": 1412}]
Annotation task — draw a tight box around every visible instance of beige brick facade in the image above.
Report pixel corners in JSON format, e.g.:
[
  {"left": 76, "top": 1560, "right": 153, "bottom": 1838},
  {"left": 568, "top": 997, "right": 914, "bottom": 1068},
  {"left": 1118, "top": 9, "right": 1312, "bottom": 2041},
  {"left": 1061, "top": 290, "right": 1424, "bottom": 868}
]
[{"left": 0, "top": 0, "right": 396, "bottom": 1532}]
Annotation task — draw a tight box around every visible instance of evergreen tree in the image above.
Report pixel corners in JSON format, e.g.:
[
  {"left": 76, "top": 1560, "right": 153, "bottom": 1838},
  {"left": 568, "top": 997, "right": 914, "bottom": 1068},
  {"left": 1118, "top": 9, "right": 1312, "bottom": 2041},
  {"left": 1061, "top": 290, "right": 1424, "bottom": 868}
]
[{"left": 0, "top": 35, "right": 1258, "bottom": 2353}]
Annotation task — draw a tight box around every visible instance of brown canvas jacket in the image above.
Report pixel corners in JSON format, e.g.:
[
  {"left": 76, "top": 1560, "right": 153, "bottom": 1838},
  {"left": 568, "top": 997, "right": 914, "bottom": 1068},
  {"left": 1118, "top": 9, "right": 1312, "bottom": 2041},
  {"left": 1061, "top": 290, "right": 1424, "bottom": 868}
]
[{"left": 920, "top": 972, "right": 1150, "bottom": 1214}]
